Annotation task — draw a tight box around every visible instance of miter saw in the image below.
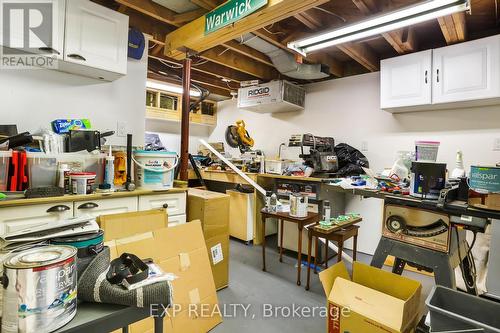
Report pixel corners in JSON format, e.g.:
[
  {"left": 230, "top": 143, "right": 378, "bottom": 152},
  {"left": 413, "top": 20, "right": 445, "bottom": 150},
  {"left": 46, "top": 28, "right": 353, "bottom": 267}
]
[
  {"left": 225, "top": 120, "right": 263, "bottom": 173},
  {"left": 289, "top": 134, "right": 338, "bottom": 176}
]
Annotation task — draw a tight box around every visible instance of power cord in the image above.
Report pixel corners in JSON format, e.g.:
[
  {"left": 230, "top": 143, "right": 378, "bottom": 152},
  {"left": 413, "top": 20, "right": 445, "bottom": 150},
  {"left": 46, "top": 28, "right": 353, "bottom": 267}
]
[{"left": 455, "top": 227, "right": 477, "bottom": 293}]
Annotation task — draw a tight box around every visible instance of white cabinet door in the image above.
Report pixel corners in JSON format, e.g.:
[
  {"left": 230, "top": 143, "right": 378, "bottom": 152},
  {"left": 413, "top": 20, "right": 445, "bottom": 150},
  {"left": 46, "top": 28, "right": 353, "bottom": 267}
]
[
  {"left": 433, "top": 35, "right": 500, "bottom": 104},
  {"left": 381, "top": 50, "right": 432, "bottom": 109},
  {"left": 138, "top": 193, "right": 187, "bottom": 217},
  {"left": 64, "top": 0, "right": 128, "bottom": 74},
  {"left": 0, "top": 0, "right": 65, "bottom": 60},
  {"left": 0, "top": 202, "right": 73, "bottom": 236},
  {"left": 73, "top": 197, "right": 138, "bottom": 218}
]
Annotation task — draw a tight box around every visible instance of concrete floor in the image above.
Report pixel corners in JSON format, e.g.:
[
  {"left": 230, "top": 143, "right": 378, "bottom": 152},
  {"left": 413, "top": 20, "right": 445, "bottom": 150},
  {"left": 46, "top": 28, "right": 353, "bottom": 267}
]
[{"left": 213, "top": 236, "right": 435, "bottom": 333}]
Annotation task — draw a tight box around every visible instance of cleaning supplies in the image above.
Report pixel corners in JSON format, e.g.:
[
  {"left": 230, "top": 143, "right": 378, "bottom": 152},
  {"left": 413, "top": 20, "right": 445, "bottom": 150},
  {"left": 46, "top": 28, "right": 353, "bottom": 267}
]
[
  {"left": 451, "top": 150, "right": 466, "bottom": 179},
  {"left": 104, "top": 146, "right": 115, "bottom": 190}
]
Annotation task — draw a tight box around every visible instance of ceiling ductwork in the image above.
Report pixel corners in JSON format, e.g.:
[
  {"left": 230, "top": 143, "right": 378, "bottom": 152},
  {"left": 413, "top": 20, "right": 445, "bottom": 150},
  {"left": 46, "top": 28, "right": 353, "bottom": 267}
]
[{"left": 240, "top": 33, "right": 330, "bottom": 80}]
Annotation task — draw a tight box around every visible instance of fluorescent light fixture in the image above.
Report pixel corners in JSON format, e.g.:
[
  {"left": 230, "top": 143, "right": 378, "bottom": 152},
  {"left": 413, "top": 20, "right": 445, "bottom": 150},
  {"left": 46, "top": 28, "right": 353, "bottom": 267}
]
[
  {"left": 288, "top": 0, "right": 470, "bottom": 56},
  {"left": 146, "top": 80, "right": 201, "bottom": 97}
]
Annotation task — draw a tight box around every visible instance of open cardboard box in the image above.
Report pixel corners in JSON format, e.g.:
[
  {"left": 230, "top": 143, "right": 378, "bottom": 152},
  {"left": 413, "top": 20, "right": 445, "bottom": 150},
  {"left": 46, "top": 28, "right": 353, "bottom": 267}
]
[
  {"left": 319, "top": 261, "right": 422, "bottom": 333},
  {"left": 106, "top": 220, "right": 222, "bottom": 333}
]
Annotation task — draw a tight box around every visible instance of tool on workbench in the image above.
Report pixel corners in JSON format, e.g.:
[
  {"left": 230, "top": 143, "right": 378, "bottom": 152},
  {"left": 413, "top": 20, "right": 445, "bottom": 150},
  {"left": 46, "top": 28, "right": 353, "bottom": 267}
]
[
  {"left": 124, "top": 134, "right": 135, "bottom": 191},
  {"left": 225, "top": 120, "right": 254, "bottom": 153},
  {"left": 289, "top": 134, "right": 338, "bottom": 177}
]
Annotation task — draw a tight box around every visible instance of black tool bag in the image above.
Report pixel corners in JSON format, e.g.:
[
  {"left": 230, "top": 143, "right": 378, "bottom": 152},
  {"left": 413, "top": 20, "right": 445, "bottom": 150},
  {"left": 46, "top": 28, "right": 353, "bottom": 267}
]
[{"left": 78, "top": 247, "right": 172, "bottom": 308}]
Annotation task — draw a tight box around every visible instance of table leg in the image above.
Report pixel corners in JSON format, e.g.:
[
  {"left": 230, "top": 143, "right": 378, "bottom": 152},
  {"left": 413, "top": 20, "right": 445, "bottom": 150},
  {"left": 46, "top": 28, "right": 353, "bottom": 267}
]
[
  {"left": 324, "top": 239, "right": 329, "bottom": 268},
  {"left": 297, "top": 224, "right": 303, "bottom": 286},
  {"left": 353, "top": 233, "right": 358, "bottom": 262},
  {"left": 279, "top": 219, "right": 284, "bottom": 263},
  {"left": 262, "top": 216, "right": 267, "bottom": 272},
  {"left": 337, "top": 240, "right": 343, "bottom": 263},
  {"left": 122, "top": 327, "right": 129, "bottom": 333},
  {"left": 154, "top": 316, "right": 163, "bottom": 333},
  {"left": 314, "top": 236, "right": 319, "bottom": 274},
  {"left": 306, "top": 228, "right": 313, "bottom": 291}
]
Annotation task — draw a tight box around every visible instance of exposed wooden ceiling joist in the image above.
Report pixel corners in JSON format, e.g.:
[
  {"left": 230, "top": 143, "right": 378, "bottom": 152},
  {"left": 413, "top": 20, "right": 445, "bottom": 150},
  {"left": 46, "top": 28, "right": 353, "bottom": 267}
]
[
  {"left": 164, "top": 0, "right": 330, "bottom": 59},
  {"left": 116, "top": 0, "right": 275, "bottom": 81},
  {"left": 189, "top": 0, "right": 220, "bottom": 11},
  {"left": 438, "top": 12, "right": 467, "bottom": 44},
  {"left": 352, "top": 0, "right": 417, "bottom": 54}
]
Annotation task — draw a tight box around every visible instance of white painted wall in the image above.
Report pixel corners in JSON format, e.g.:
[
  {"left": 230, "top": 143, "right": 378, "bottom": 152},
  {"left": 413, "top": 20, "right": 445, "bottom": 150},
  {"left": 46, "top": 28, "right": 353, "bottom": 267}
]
[
  {"left": 0, "top": 55, "right": 148, "bottom": 147},
  {"left": 209, "top": 72, "right": 500, "bottom": 254},
  {"left": 146, "top": 119, "right": 211, "bottom": 154}
]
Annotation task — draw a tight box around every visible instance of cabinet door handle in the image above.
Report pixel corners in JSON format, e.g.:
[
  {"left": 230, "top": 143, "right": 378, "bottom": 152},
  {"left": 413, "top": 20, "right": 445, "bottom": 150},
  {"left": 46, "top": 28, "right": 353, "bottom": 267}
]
[
  {"left": 39, "top": 47, "right": 60, "bottom": 55},
  {"left": 78, "top": 202, "right": 99, "bottom": 210},
  {"left": 47, "top": 205, "right": 71, "bottom": 213},
  {"left": 436, "top": 69, "right": 440, "bottom": 83},
  {"left": 162, "top": 203, "right": 169, "bottom": 209},
  {"left": 67, "top": 54, "right": 86, "bottom": 61},
  {"left": 424, "top": 70, "right": 428, "bottom": 84}
]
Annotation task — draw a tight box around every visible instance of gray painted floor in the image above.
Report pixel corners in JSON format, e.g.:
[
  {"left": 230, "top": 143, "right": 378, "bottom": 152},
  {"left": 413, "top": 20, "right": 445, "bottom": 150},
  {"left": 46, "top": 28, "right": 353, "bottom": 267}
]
[{"left": 213, "top": 236, "right": 435, "bottom": 333}]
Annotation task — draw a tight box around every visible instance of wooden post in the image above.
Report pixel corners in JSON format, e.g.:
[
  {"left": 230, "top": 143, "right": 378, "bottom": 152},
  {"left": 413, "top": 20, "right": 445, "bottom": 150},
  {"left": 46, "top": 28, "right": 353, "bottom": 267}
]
[{"left": 179, "top": 57, "right": 192, "bottom": 181}]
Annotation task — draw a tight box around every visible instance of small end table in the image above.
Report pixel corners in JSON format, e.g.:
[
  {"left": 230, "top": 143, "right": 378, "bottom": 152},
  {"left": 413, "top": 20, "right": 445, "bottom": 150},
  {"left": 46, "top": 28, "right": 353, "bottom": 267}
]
[
  {"left": 305, "top": 217, "right": 362, "bottom": 291},
  {"left": 261, "top": 209, "right": 320, "bottom": 286}
]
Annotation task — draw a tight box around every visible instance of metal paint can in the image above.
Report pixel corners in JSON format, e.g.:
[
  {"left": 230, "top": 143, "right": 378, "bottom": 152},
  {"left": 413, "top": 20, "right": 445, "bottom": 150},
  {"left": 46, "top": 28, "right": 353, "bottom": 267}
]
[
  {"left": 1, "top": 246, "right": 78, "bottom": 333},
  {"left": 289, "top": 193, "right": 308, "bottom": 218}
]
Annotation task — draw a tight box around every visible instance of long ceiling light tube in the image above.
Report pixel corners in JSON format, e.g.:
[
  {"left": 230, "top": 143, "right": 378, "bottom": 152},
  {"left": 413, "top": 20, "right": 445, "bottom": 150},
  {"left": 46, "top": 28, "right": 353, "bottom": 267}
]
[{"left": 288, "top": 0, "right": 470, "bottom": 56}]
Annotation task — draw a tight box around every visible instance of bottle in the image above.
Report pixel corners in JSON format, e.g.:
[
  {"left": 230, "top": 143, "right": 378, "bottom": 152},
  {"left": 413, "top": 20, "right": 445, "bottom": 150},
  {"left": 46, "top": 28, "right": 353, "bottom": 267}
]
[
  {"left": 451, "top": 150, "right": 465, "bottom": 179},
  {"left": 58, "top": 163, "right": 70, "bottom": 193},
  {"left": 323, "top": 200, "right": 331, "bottom": 222},
  {"left": 270, "top": 193, "right": 277, "bottom": 212},
  {"left": 265, "top": 191, "right": 272, "bottom": 210},
  {"left": 105, "top": 145, "right": 115, "bottom": 190}
]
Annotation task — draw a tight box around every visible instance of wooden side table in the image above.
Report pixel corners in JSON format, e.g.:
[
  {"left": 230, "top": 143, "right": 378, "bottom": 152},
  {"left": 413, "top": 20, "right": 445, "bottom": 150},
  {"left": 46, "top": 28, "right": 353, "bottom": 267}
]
[
  {"left": 305, "top": 219, "right": 361, "bottom": 291},
  {"left": 261, "top": 209, "right": 320, "bottom": 286}
]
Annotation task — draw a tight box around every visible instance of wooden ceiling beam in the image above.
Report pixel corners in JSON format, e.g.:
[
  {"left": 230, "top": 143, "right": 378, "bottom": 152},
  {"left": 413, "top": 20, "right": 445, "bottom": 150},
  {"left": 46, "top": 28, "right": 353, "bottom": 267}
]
[
  {"left": 294, "top": 11, "right": 322, "bottom": 30},
  {"left": 352, "top": 0, "right": 417, "bottom": 54},
  {"left": 438, "top": 12, "right": 467, "bottom": 44},
  {"left": 222, "top": 40, "right": 274, "bottom": 67},
  {"left": 337, "top": 42, "right": 379, "bottom": 72},
  {"left": 164, "top": 0, "right": 330, "bottom": 60},
  {"left": 172, "top": 8, "right": 206, "bottom": 24},
  {"left": 115, "top": 0, "right": 177, "bottom": 25},
  {"left": 200, "top": 46, "right": 279, "bottom": 80},
  {"left": 189, "top": 0, "right": 220, "bottom": 11}
]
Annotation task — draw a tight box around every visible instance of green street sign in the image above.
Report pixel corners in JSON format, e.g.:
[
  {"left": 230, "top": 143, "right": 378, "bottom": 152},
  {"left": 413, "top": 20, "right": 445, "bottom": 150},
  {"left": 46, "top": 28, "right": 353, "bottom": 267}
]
[{"left": 205, "top": 0, "right": 268, "bottom": 35}]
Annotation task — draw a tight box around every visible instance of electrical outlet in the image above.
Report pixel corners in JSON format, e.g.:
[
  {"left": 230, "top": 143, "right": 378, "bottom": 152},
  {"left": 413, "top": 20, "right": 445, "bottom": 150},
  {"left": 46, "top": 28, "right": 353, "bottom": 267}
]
[
  {"left": 361, "top": 141, "right": 368, "bottom": 152},
  {"left": 117, "top": 121, "right": 127, "bottom": 137},
  {"left": 494, "top": 138, "right": 500, "bottom": 151}
]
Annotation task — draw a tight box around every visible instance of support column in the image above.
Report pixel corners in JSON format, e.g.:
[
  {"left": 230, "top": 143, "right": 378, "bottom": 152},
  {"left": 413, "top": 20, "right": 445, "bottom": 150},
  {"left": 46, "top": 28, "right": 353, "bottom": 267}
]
[{"left": 179, "top": 57, "right": 192, "bottom": 181}]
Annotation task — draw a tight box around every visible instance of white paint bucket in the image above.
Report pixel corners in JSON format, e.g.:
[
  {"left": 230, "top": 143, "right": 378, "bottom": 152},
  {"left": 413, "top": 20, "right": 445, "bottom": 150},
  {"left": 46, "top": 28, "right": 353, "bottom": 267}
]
[
  {"left": 132, "top": 150, "right": 178, "bottom": 190},
  {"left": 289, "top": 193, "right": 308, "bottom": 218},
  {"left": 70, "top": 172, "right": 96, "bottom": 195}
]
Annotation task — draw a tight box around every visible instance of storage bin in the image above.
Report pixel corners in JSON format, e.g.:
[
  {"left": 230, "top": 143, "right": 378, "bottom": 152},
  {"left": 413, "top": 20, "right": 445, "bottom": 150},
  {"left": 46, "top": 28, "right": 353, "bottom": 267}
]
[
  {"left": 426, "top": 286, "right": 500, "bottom": 333},
  {"left": 0, "top": 151, "right": 12, "bottom": 191},
  {"left": 27, "top": 153, "right": 58, "bottom": 188}
]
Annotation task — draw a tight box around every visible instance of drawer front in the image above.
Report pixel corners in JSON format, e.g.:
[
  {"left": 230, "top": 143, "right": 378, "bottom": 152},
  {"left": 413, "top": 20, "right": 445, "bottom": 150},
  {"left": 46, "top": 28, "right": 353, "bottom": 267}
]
[
  {"left": 138, "top": 193, "right": 186, "bottom": 216},
  {"left": 74, "top": 197, "right": 138, "bottom": 218},
  {"left": 168, "top": 214, "right": 186, "bottom": 227},
  {"left": 0, "top": 202, "right": 74, "bottom": 236}
]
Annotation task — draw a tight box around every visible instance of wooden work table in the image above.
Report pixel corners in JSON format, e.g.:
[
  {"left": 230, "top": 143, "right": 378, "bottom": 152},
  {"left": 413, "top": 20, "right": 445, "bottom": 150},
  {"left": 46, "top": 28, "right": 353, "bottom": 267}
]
[{"left": 0, "top": 188, "right": 187, "bottom": 208}]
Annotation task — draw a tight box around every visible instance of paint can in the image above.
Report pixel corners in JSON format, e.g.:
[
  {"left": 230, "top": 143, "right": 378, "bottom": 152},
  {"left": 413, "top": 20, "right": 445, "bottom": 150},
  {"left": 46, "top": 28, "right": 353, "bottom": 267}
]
[
  {"left": 1, "top": 246, "right": 78, "bottom": 333},
  {"left": 70, "top": 172, "right": 96, "bottom": 195},
  {"left": 289, "top": 193, "right": 308, "bottom": 218},
  {"left": 132, "top": 150, "right": 178, "bottom": 190}
]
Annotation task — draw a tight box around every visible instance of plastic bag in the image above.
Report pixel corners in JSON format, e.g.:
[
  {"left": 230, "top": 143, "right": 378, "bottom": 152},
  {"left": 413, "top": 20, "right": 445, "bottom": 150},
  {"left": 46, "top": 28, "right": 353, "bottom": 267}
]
[{"left": 334, "top": 143, "right": 369, "bottom": 176}]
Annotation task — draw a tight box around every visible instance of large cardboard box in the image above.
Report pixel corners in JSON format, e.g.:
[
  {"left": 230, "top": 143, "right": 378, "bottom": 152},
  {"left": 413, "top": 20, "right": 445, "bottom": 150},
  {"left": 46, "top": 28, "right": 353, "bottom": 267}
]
[
  {"left": 106, "top": 221, "right": 222, "bottom": 333},
  {"left": 98, "top": 209, "right": 168, "bottom": 241},
  {"left": 187, "top": 189, "right": 230, "bottom": 290},
  {"left": 319, "top": 261, "right": 422, "bottom": 333}
]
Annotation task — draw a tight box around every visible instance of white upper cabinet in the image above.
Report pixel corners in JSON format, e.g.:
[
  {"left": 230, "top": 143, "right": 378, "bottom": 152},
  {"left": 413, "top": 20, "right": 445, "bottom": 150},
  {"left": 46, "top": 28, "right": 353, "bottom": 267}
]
[
  {"left": 381, "top": 50, "right": 432, "bottom": 109},
  {"left": 432, "top": 35, "right": 500, "bottom": 104},
  {"left": 64, "top": 0, "right": 129, "bottom": 74}
]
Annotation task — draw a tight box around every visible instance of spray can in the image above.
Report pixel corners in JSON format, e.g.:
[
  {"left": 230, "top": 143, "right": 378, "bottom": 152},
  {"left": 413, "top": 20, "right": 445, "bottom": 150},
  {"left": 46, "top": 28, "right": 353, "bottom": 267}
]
[
  {"left": 323, "top": 200, "right": 331, "bottom": 222},
  {"left": 265, "top": 191, "right": 272, "bottom": 210},
  {"left": 270, "top": 193, "right": 277, "bottom": 212},
  {"left": 105, "top": 146, "right": 115, "bottom": 190}
]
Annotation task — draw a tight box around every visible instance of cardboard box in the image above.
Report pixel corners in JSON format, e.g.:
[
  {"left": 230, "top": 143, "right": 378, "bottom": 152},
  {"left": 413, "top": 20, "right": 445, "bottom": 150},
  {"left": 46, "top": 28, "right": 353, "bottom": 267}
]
[
  {"left": 188, "top": 189, "right": 230, "bottom": 290},
  {"left": 98, "top": 209, "right": 168, "bottom": 241},
  {"left": 106, "top": 221, "right": 222, "bottom": 333},
  {"left": 319, "top": 261, "right": 422, "bottom": 333}
]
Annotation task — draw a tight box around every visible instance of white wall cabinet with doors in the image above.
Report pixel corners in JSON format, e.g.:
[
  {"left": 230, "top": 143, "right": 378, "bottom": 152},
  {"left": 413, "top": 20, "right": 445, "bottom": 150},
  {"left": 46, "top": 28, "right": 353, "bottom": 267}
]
[
  {"left": 381, "top": 34, "right": 500, "bottom": 112},
  {"left": 0, "top": 0, "right": 128, "bottom": 81},
  {"left": 0, "top": 192, "right": 187, "bottom": 238}
]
